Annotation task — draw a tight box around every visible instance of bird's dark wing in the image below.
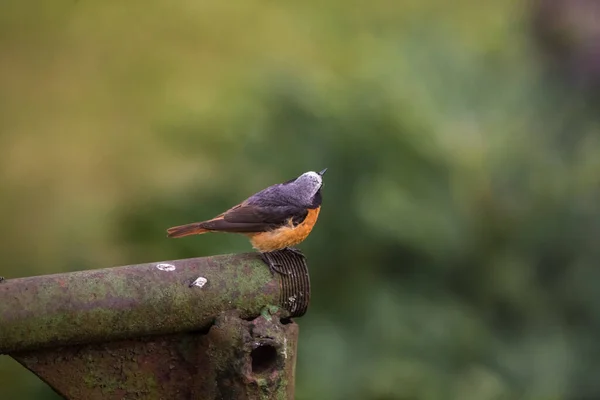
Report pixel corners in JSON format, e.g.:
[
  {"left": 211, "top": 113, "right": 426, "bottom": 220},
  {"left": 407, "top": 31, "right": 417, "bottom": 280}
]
[
  {"left": 198, "top": 202, "right": 308, "bottom": 233},
  {"left": 225, "top": 202, "right": 307, "bottom": 228}
]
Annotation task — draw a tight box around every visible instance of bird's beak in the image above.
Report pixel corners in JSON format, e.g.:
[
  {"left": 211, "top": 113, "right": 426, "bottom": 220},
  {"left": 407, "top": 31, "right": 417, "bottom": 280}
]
[{"left": 318, "top": 168, "right": 328, "bottom": 176}]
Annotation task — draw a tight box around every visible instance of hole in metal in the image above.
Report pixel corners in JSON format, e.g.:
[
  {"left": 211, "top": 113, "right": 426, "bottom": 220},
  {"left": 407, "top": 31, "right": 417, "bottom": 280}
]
[{"left": 251, "top": 345, "right": 278, "bottom": 374}]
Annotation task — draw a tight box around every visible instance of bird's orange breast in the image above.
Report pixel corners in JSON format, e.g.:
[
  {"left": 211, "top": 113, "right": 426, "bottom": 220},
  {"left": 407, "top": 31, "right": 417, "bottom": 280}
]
[{"left": 247, "top": 207, "right": 321, "bottom": 252}]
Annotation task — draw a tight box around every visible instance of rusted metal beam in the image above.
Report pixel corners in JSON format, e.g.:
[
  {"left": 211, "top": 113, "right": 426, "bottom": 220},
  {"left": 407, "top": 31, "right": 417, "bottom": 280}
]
[
  {"left": 12, "top": 308, "right": 299, "bottom": 399},
  {"left": 1, "top": 251, "right": 310, "bottom": 399},
  {"left": 0, "top": 251, "right": 310, "bottom": 354}
]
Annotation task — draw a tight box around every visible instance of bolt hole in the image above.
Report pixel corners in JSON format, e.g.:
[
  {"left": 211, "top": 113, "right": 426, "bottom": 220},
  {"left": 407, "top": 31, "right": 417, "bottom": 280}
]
[
  {"left": 280, "top": 318, "right": 292, "bottom": 325},
  {"left": 251, "top": 345, "right": 278, "bottom": 374}
]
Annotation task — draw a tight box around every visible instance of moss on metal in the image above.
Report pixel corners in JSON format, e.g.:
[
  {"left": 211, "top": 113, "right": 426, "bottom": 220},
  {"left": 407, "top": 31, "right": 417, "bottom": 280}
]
[{"left": 0, "top": 253, "right": 284, "bottom": 354}]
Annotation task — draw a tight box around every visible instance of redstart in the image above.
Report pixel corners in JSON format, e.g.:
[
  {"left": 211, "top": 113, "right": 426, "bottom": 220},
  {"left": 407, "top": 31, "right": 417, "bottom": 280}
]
[{"left": 166, "top": 168, "right": 327, "bottom": 274}]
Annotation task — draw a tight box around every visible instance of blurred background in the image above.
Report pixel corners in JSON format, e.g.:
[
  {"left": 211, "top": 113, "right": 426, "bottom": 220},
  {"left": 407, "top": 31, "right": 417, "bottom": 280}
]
[{"left": 2, "top": 0, "right": 600, "bottom": 399}]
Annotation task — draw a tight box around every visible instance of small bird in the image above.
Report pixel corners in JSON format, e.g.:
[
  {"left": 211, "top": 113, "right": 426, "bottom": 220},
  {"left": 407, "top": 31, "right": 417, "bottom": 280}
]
[{"left": 166, "top": 169, "right": 327, "bottom": 274}]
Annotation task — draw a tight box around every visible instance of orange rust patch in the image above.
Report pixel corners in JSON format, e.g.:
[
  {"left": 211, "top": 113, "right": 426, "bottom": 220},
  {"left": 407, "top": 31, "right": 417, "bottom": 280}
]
[{"left": 247, "top": 207, "right": 321, "bottom": 252}]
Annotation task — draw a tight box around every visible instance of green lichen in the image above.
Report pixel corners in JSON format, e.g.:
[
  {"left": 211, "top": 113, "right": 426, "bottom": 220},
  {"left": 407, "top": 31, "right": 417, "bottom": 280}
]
[{"left": 260, "top": 305, "right": 280, "bottom": 321}]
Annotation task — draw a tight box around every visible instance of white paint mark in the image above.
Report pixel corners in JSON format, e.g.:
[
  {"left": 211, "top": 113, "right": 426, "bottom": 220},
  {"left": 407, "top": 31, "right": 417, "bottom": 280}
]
[
  {"left": 156, "top": 263, "right": 176, "bottom": 271},
  {"left": 288, "top": 295, "right": 296, "bottom": 303},
  {"left": 282, "top": 337, "right": 288, "bottom": 359},
  {"left": 190, "top": 276, "right": 208, "bottom": 288}
]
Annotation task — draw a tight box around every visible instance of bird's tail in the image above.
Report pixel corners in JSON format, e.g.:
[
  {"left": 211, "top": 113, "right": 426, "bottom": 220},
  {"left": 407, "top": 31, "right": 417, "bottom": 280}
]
[{"left": 166, "top": 222, "right": 209, "bottom": 238}]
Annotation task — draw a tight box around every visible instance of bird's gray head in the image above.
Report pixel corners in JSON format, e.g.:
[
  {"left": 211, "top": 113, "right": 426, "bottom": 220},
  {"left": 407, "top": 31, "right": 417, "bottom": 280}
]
[{"left": 281, "top": 168, "right": 327, "bottom": 207}]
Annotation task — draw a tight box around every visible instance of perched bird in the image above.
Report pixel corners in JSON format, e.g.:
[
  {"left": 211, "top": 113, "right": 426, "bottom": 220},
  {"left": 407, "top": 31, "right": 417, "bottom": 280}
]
[{"left": 166, "top": 169, "right": 327, "bottom": 274}]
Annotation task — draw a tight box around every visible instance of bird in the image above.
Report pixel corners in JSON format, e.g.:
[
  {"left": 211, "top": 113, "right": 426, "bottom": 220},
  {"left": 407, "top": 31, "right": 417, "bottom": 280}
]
[{"left": 166, "top": 168, "right": 327, "bottom": 274}]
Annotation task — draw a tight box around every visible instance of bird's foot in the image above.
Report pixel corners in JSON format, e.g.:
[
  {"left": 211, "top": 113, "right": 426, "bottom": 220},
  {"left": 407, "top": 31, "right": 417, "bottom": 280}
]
[
  {"left": 260, "top": 252, "right": 290, "bottom": 276},
  {"left": 284, "top": 247, "right": 305, "bottom": 258}
]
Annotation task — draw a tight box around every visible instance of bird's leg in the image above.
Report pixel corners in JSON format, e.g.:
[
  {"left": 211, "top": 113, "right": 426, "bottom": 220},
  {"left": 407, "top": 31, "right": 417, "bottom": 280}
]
[
  {"left": 284, "top": 247, "right": 305, "bottom": 258},
  {"left": 260, "top": 252, "right": 289, "bottom": 276}
]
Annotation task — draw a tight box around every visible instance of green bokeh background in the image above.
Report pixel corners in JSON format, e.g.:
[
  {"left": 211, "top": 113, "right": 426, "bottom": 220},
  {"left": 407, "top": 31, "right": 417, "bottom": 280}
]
[{"left": 2, "top": 0, "right": 600, "bottom": 399}]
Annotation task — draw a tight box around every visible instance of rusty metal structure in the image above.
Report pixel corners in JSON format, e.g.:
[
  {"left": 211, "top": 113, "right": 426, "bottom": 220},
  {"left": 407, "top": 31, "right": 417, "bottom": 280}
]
[{"left": 0, "top": 251, "right": 311, "bottom": 399}]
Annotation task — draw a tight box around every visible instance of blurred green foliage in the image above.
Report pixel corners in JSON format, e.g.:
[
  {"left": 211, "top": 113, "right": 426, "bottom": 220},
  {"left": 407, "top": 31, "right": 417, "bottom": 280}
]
[{"left": 2, "top": 0, "right": 600, "bottom": 399}]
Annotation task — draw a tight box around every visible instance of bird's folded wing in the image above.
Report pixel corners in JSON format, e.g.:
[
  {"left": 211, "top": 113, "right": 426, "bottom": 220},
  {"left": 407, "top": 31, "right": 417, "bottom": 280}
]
[{"left": 201, "top": 203, "right": 308, "bottom": 233}]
